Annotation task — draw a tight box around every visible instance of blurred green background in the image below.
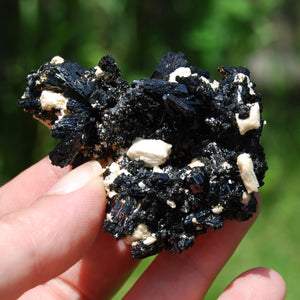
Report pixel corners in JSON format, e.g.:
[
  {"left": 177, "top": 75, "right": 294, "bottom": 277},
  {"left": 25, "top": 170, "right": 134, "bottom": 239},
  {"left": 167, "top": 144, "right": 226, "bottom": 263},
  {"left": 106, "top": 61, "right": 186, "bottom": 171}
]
[{"left": 0, "top": 0, "right": 299, "bottom": 299}]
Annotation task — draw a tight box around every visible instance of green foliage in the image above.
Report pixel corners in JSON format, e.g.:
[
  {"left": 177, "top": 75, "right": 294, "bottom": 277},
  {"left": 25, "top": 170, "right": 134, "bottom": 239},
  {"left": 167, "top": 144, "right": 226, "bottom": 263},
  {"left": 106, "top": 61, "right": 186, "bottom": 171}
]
[
  {"left": 185, "top": 0, "right": 281, "bottom": 68},
  {"left": 0, "top": 0, "right": 299, "bottom": 298}
]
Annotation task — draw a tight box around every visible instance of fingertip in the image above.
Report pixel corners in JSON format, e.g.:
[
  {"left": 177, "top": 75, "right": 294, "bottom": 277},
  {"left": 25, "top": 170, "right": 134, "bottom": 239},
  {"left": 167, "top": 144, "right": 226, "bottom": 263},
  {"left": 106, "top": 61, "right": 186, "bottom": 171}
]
[
  {"left": 265, "top": 268, "right": 286, "bottom": 298},
  {"left": 46, "top": 160, "right": 103, "bottom": 195},
  {"left": 219, "top": 267, "right": 286, "bottom": 300}
]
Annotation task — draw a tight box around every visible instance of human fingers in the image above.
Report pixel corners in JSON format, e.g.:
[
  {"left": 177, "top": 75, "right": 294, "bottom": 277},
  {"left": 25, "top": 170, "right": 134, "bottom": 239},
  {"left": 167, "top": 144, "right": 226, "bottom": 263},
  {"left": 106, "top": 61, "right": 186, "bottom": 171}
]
[
  {"left": 0, "top": 156, "right": 71, "bottom": 214},
  {"left": 52, "top": 229, "right": 138, "bottom": 300},
  {"left": 18, "top": 217, "right": 138, "bottom": 300},
  {"left": 0, "top": 161, "right": 104, "bottom": 300},
  {"left": 218, "top": 267, "right": 286, "bottom": 300},
  {"left": 18, "top": 226, "right": 138, "bottom": 300},
  {"left": 125, "top": 195, "right": 261, "bottom": 300}
]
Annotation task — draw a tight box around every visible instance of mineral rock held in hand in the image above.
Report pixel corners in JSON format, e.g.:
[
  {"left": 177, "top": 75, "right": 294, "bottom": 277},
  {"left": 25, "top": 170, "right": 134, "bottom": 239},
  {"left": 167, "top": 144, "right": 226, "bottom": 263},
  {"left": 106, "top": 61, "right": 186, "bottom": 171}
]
[{"left": 19, "top": 53, "right": 268, "bottom": 258}]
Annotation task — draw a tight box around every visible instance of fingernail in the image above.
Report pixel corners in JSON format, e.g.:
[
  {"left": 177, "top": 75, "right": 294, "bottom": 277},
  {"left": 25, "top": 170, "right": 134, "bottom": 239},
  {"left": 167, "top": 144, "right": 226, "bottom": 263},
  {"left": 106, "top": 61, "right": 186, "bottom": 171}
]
[{"left": 46, "top": 161, "right": 103, "bottom": 195}]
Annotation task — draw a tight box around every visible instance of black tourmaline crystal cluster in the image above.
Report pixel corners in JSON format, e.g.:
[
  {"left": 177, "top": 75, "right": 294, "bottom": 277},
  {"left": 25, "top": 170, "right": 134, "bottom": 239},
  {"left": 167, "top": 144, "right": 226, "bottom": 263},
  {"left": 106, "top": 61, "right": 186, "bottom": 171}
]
[{"left": 19, "top": 52, "right": 267, "bottom": 258}]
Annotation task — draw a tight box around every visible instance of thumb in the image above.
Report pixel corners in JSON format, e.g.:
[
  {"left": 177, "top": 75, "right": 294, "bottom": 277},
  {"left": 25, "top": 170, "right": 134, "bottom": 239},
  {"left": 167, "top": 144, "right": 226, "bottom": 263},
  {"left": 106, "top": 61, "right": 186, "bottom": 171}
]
[{"left": 0, "top": 161, "right": 106, "bottom": 300}]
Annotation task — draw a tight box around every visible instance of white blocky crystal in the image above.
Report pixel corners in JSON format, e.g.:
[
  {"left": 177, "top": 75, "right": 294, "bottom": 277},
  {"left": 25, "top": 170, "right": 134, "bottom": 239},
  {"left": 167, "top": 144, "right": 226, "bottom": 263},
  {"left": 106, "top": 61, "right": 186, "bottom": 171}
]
[
  {"left": 222, "top": 162, "right": 232, "bottom": 169},
  {"left": 200, "top": 76, "right": 220, "bottom": 91},
  {"left": 94, "top": 66, "right": 104, "bottom": 77},
  {"left": 237, "top": 153, "right": 259, "bottom": 193},
  {"left": 241, "top": 191, "right": 251, "bottom": 205},
  {"left": 39, "top": 90, "right": 68, "bottom": 111},
  {"left": 236, "top": 102, "right": 261, "bottom": 135},
  {"left": 127, "top": 139, "right": 172, "bottom": 167},
  {"left": 166, "top": 200, "right": 176, "bottom": 209},
  {"left": 169, "top": 67, "right": 192, "bottom": 83},
  {"left": 50, "top": 55, "right": 65, "bottom": 65},
  {"left": 211, "top": 204, "right": 224, "bottom": 214},
  {"left": 103, "top": 160, "right": 130, "bottom": 188},
  {"left": 234, "top": 73, "right": 256, "bottom": 95},
  {"left": 125, "top": 223, "right": 157, "bottom": 245},
  {"left": 188, "top": 158, "right": 205, "bottom": 168}
]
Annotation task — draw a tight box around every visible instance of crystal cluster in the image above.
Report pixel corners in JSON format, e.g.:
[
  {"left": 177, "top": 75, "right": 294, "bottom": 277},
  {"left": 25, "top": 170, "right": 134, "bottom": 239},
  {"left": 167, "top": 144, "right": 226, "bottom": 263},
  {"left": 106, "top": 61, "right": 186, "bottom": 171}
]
[{"left": 19, "top": 53, "right": 267, "bottom": 258}]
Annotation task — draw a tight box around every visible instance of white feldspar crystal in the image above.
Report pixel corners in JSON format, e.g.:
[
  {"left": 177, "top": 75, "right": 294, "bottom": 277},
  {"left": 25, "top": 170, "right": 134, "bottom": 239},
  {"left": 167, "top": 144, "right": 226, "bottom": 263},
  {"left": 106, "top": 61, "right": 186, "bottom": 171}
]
[
  {"left": 234, "top": 73, "right": 256, "bottom": 95},
  {"left": 210, "top": 80, "right": 220, "bottom": 91},
  {"left": 103, "top": 160, "right": 130, "bottom": 187},
  {"left": 138, "top": 181, "right": 147, "bottom": 189},
  {"left": 235, "top": 102, "right": 261, "bottom": 135},
  {"left": 237, "top": 153, "right": 259, "bottom": 193},
  {"left": 211, "top": 204, "right": 224, "bottom": 214},
  {"left": 39, "top": 90, "right": 68, "bottom": 111},
  {"left": 94, "top": 66, "right": 104, "bottom": 77},
  {"left": 166, "top": 199, "right": 176, "bottom": 208},
  {"left": 106, "top": 213, "right": 113, "bottom": 222},
  {"left": 50, "top": 55, "right": 65, "bottom": 65},
  {"left": 222, "top": 161, "right": 232, "bottom": 169},
  {"left": 188, "top": 158, "right": 205, "bottom": 168},
  {"left": 200, "top": 76, "right": 220, "bottom": 91},
  {"left": 236, "top": 85, "right": 243, "bottom": 103},
  {"left": 241, "top": 191, "right": 251, "bottom": 205},
  {"left": 169, "top": 67, "right": 192, "bottom": 83},
  {"left": 125, "top": 223, "right": 157, "bottom": 245},
  {"left": 152, "top": 166, "right": 164, "bottom": 173},
  {"left": 127, "top": 139, "right": 172, "bottom": 167}
]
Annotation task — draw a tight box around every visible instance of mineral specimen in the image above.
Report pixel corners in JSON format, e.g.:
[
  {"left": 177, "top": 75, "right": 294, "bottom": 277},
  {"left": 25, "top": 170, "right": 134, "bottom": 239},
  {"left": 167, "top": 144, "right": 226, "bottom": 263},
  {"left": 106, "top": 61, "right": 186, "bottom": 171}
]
[{"left": 19, "top": 52, "right": 267, "bottom": 258}]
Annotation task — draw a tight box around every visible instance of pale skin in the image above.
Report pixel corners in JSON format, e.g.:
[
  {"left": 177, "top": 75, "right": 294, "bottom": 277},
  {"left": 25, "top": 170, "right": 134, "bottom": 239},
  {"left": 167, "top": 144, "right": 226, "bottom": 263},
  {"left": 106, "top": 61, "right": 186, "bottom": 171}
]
[{"left": 0, "top": 157, "right": 286, "bottom": 299}]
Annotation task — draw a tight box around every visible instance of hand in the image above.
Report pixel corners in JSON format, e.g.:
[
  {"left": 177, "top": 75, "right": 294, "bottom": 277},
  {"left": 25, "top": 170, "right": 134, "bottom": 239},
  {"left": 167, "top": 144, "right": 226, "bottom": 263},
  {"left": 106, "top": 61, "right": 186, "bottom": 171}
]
[{"left": 0, "top": 157, "right": 285, "bottom": 300}]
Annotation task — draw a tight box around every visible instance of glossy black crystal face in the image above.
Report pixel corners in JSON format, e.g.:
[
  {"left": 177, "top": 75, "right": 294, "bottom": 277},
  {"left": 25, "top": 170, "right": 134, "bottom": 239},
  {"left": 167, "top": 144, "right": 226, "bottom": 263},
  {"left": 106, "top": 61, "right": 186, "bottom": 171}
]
[{"left": 19, "top": 52, "right": 267, "bottom": 258}]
